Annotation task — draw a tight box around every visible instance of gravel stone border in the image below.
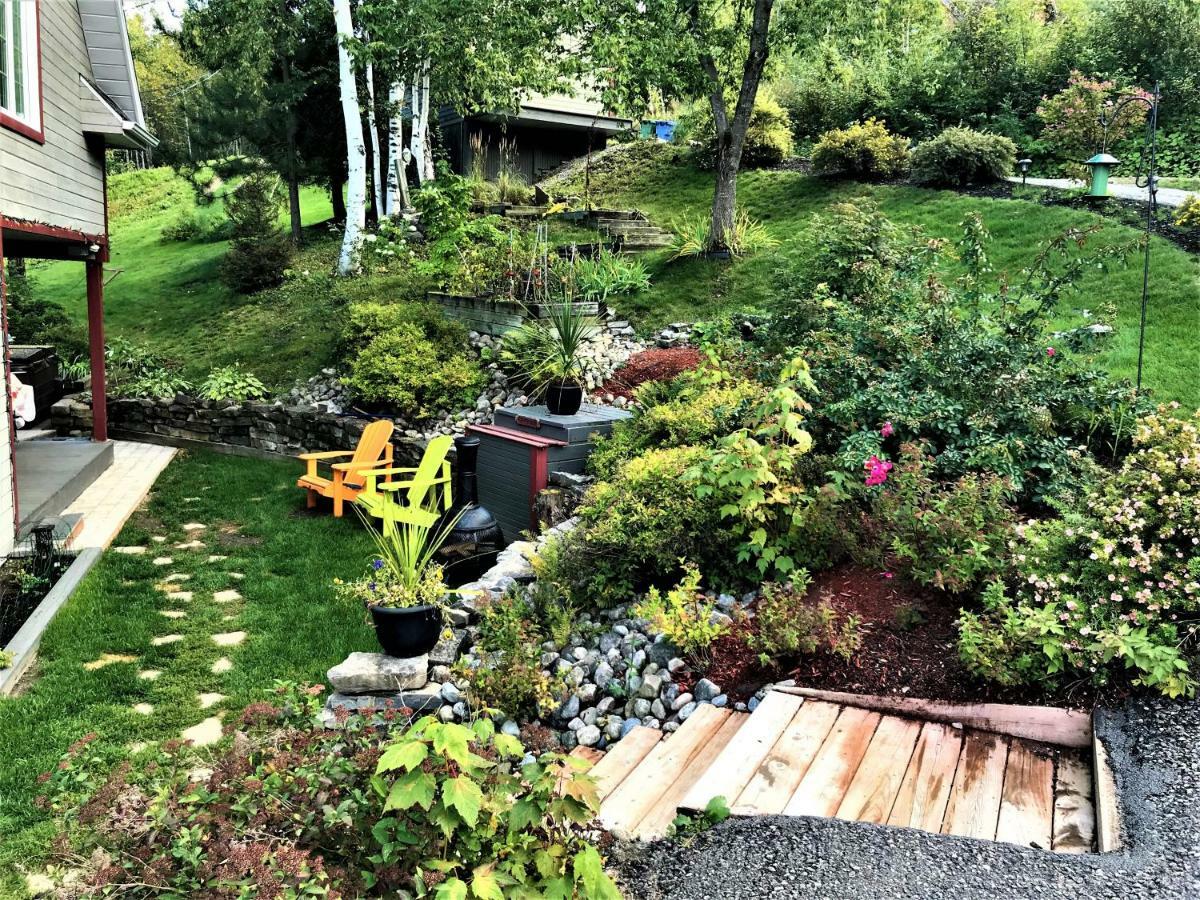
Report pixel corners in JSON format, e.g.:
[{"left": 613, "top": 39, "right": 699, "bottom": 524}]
[{"left": 610, "top": 697, "right": 1200, "bottom": 899}]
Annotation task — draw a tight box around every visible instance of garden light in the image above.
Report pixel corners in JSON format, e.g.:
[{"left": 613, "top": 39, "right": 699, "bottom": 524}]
[
  {"left": 1017, "top": 158, "right": 1032, "bottom": 185},
  {"left": 1084, "top": 153, "right": 1120, "bottom": 197}
]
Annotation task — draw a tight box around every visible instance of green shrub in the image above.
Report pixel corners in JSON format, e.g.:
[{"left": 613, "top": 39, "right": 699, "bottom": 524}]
[
  {"left": 198, "top": 364, "right": 267, "bottom": 402},
  {"left": 688, "top": 94, "right": 795, "bottom": 169},
  {"left": 104, "top": 337, "right": 191, "bottom": 399},
  {"left": 573, "top": 247, "right": 651, "bottom": 302},
  {"left": 345, "top": 323, "right": 483, "bottom": 417},
  {"left": 748, "top": 580, "right": 865, "bottom": 665},
  {"left": 1175, "top": 194, "right": 1200, "bottom": 230},
  {"left": 221, "top": 172, "right": 292, "bottom": 293},
  {"left": 633, "top": 565, "right": 727, "bottom": 663},
  {"left": 856, "top": 443, "right": 1016, "bottom": 594},
  {"left": 909, "top": 126, "right": 1017, "bottom": 186},
  {"left": 567, "top": 445, "right": 736, "bottom": 603},
  {"left": 412, "top": 166, "right": 473, "bottom": 240},
  {"left": 769, "top": 202, "right": 1147, "bottom": 506},
  {"left": 812, "top": 118, "right": 910, "bottom": 180},
  {"left": 958, "top": 406, "right": 1200, "bottom": 698},
  {"left": 460, "top": 590, "right": 558, "bottom": 718},
  {"left": 2, "top": 259, "right": 86, "bottom": 357}
]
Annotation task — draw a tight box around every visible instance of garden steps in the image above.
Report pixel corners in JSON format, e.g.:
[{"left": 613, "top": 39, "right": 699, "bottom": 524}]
[
  {"left": 585, "top": 689, "right": 1100, "bottom": 853},
  {"left": 593, "top": 214, "right": 674, "bottom": 252}
]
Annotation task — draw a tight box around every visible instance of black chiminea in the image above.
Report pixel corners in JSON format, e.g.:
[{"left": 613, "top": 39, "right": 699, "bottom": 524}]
[{"left": 440, "top": 435, "right": 504, "bottom": 582}]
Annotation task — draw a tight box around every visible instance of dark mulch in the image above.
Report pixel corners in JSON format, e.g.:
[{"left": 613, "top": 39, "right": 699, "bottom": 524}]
[
  {"left": 600, "top": 348, "right": 703, "bottom": 400},
  {"left": 701, "top": 564, "right": 1115, "bottom": 708}
]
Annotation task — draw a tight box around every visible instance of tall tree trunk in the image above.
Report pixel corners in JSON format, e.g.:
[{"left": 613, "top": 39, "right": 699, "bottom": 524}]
[
  {"left": 364, "top": 57, "right": 385, "bottom": 216},
  {"left": 703, "top": 0, "right": 774, "bottom": 252},
  {"left": 333, "top": 0, "right": 367, "bottom": 275},
  {"left": 409, "top": 60, "right": 434, "bottom": 184},
  {"left": 281, "top": 57, "right": 303, "bottom": 244},
  {"left": 386, "top": 79, "right": 410, "bottom": 213}
]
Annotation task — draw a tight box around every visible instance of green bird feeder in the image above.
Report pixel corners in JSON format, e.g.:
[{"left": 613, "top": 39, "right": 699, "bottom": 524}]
[{"left": 1085, "top": 153, "right": 1120, "bottom": 197}]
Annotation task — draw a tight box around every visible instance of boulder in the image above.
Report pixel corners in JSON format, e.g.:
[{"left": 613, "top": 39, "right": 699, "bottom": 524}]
[{"left": 327, "top": 652, "right": 428, "bottom": 693}]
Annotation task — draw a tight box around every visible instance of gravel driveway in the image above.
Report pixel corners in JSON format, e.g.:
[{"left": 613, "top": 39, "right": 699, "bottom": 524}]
[{"left": 611, "top": 698, "right": 1200, "bottom": 900}]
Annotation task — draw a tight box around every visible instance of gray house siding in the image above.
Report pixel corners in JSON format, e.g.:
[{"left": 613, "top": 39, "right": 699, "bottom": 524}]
[{"left": 0, "top": 0, "right": 107, "bottom": 237}]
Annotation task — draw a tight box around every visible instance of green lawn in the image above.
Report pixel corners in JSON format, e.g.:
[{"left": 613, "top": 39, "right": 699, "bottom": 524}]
[
  {"left": 582, "top": 163, "right": 1199, "bottom": 405},
  {"left": 29, "top": 168, "right": 337, "bottom": 387},
  {"left": 0, "top": 451, "right": 375, "bottom": 898}
]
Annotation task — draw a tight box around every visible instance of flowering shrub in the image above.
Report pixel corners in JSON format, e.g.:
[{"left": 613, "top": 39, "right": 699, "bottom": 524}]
[
  {"left": 769, "top": 201, "right": 1146, "bottom": 506},
  {"left": 857, "top": 443, "right": 1016, "bottom": 595},
  {"left": 1176, "top": 195, "right": 1200, "bottom": 230},
  {"left": 38, "top": 683, "right": 617, "bottom": 897},
  {"left": 958, "top": 407, "right": 1200, "bottom": 697},
  {"left": 1037, "top": 73, "right": 1152, "bottom": 178}
]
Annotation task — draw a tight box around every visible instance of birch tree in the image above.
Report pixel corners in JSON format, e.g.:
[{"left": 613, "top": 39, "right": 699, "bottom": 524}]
[
  {"left": 385, "top": 78, "right": 409, "bottom": 213},
  {"left": 364, "top": 54, "right": 385, "bottom": 215},
  {"left": 333, "top": 0, "right": 367, "bottom": 275}
]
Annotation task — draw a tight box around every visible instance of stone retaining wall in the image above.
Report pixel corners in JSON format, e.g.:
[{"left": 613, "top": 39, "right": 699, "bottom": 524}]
[
  {"left": 51, "top": 396, "right": 429, "bottom": 464},
  {"left": 427, "top": 292, "right": 601, "bottom": 336}
]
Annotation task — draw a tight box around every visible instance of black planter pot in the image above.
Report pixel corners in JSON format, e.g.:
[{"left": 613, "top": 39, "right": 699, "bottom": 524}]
[
  {"left": 545, "top": 381, "right": 584, "bottom": 416},
  {"left": 369, "top": 603, "right": 442, "bottom": 657}
]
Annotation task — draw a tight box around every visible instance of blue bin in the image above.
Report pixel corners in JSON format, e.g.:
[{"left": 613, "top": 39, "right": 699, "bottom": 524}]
[{"left": 654, "top": 120, "right": 675, "bottom": 141}]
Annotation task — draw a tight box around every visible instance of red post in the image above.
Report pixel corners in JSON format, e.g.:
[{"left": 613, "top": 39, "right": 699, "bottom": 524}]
[{"left": 86, "top": 258, "right": 107, "bottom": 442}]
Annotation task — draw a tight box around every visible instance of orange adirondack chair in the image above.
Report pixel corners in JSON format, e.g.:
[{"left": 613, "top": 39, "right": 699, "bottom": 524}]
[{"left": 296, "top": 420, "right": 395, "bottom": 517}]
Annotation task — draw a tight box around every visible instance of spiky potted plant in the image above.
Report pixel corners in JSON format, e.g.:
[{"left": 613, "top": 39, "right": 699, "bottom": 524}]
[
  {"left": 502, "top": 295, "right": 596, "bottom": 416},
  {"left": 340, "top": 510, "right": 463, "bottom": 657}
]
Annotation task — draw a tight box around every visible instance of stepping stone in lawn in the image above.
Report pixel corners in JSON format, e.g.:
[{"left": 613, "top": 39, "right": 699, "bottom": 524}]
[
  {"left": 113, "top": 546, "right": 146, "bottom": 555},
  {"left": 213, "top": 589, "right": 242, "bottom": 604},
  {"left": 221, "top": 614, "right": 237, "bottom": 622},
  {"left": 165, "top": 591, "right": 193, "bottom": 603},
  {"left": 83, "top": 653, "right": 137, "bottom": 670},
  {"left": 151, "top": 634, "right": 183, "bottom": 646},
  {"left": 183, "top": 523, "right": 207, "bottom": 532},
  {"left": 132, "top": 703, "right": 154, "bottom": 715},
  {"left": 211, "top": 657, "right": 233, "bottom": 674},
  {"left": 128, "top": 741, "right": 149, "bottom": 753},
  {"left": 181, "top": 716, "right": 223, "bottom": 747},
  {"left": 152, "top": 536, "right": 167, "bottom": 543},
  {"left": 160, "top": 610, "right": 187, "bottom": 619},
  {"left": 229, "top": 572, "right": 245, "bottom": 580},
  {"left": 138, "top": 670, "right": 162, "bottom": 681},
  {"left": 206, "top": 555, "right": 228, "bottom": 563},
  {"left": 211, "top": 631, "right": 246, "bottom": 647},
  {"left": 183, "top": 497, "right": 200, "bottom": 503},
  {"left": 152, "top": 557, "right": 173, "bottom": 566},
  {"left": 174, "top": 540, "right": 206, "bottom": 551},
  {"left": 165, "top": 573, "right": 191, "bottom": 583},
  {"left": 198, "top": 692, "right": 225, "bottom": 709}
]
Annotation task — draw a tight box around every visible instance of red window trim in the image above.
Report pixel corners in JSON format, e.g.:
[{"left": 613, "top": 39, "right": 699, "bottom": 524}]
[{"left": 0, "top": 0, "right": 45, "bottom": 145}]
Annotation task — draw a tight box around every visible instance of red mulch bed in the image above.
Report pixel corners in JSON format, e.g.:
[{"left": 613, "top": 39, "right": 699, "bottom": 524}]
[
  {"left": 700, "top": 564, "right": 1105, "bottom": 707},
  {"left": 600, "top": 348, "right": 702, "bottom": 400}
]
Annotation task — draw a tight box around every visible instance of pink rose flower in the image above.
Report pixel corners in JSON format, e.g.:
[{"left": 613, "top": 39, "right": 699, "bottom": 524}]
[
  {"left": 1046, "top": 347, "right": 1056, "bottom": 357},
  {"left": 880, "top": 421, "right": 895, "bottom": 438},
  {"left": 864, "top": 455, "right": 894, "bottom": 487}
]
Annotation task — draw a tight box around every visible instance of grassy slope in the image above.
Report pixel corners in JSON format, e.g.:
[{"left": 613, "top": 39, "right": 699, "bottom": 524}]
[
  {"left": 587, "top": 162, "right": 1199, "bottom": 405},
  {"left": 29, "top": 168, "right": 337, "bottom": 387},
  {"left": 0, "top": 451, "right": 375, "bottom": 898}
]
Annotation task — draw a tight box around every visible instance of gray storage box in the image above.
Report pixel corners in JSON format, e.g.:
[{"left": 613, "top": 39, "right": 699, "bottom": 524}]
[{"left": 470, "top": 404, "right": 632, "bottom": 539}]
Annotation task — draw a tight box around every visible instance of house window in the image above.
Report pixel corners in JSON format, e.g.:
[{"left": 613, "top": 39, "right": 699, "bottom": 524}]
[{"left": 0, "top": 0, "right": 40, "bottom": 137}]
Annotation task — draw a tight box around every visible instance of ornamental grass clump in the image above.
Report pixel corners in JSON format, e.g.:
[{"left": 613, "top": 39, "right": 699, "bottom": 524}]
[{"left": 958, "top": 406, "right": 1200, "bottom": 698}]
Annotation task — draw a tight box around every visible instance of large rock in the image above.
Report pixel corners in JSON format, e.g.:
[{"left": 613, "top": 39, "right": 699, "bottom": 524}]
[
  {"left": 327, "top": 652, "right": 428, "bottom": 693},
  {"left": 320, "top": 684, "right": 443, "bottom": 727},
  {"left": 429, "top": 629, "right": 469, "bottom": 668}
]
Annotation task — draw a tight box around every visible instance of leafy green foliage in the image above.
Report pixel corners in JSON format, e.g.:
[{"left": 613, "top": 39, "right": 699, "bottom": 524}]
[
  {"left": 959, "top": 407, "right": 1200, "bottom": 698},
  {"left": 457, "top": 590, "right": 558, "bottom": 719},
  {"left": 104, "top": 338, "right": 192, "bottom": 399},
  {"left": 670, "top": 795, "right": 731, "bottom": 837},
  {"left": 339, "top": 511, "right": 462, "bottom": 611},
  {"left": 374, "top": 716, "right": 620, "bottom": 899},
  {"left": 909, "top": 127, "right": 1017, "bottom": 187},
  {"left": 2, "top": 260, "right": 85, "bottom": 357},
  {"left": 572, "top": 248, "right": 651, "bottom": 303},
  {"left": 856, "top": 443, "right": 1016, "bottom": 594},
  {"left": 221, "top": 173, "right": 293, "bottom": 293},
  {"left": 669, "top": 209, "right": 779, "bottom": 259},
  {"left": 812, "top": 119, "right": 910, "bottom": 180},
  {"left": 341, "top": 302, "right": 483, "bottom": 418},
  {"left": 1175, "top": 195, "right": 1200, "bottom": 230},
  {"left": 197, "top": 364, "right": 267, "bottom": 402},
  {"left": 686, "top": 94, "right": 795, "bottom": 170},
  {"left": 633, "top": 565, "right": 727, "bottom": 662},
  {"left": 748, "top": 581, "right": 865, "bottom": 666},
  {"left": 768, "top": 201, "right": 1146, "bottom": 506}
]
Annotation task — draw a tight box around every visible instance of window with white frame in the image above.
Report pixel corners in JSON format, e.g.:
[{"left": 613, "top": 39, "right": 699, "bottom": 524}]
[{"left": 0, "top": 0, "right": 40, "bottom": 133}]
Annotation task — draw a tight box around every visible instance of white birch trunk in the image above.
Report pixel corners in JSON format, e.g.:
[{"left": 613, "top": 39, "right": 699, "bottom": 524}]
[
  {"left": 386, "top": 79, "right": 409, "bottom": 213},
  {"left": 409, "top": 60, "right": 434, "bottom": 184},
  {"left": 365, "top": 58, "right": 384, "bottom": 216},
  {"left": 334, "top": 0, "right": 367, "bottom": 276}
]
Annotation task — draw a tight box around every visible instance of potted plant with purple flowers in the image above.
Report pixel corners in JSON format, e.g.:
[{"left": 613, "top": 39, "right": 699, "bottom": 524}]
[{"left": 338, "top": 510, "right": 463, "bottom": 657}]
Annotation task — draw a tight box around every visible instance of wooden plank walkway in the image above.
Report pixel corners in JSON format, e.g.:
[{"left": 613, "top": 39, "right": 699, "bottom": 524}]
[{"left": 581, "top": 690, "right": 1097, "bottom": 852}]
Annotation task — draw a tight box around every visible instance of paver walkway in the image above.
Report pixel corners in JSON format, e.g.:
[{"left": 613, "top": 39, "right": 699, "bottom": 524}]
[
  {"left": 64, "top": 441, "right": 177, "bottom": 549},
  {"left": 583, "top": 690, "right": 1096, "bottom": 853},
  {"left": 1007, "top": 176, "right": 1197, "bottom": 208}
]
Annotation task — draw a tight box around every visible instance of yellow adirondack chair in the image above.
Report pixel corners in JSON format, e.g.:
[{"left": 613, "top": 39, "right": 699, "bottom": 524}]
[
  {"left": 296, "top": 420, "right": 395, "bottom": 517},
  {"left": 355, "top": 434, "right": 454, "bottom": 528}
]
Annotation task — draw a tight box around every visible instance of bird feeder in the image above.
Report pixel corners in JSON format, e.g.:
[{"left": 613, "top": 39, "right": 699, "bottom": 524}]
[{"left": 1085, "top": 153, "right": 1120, "bottom": 197}]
